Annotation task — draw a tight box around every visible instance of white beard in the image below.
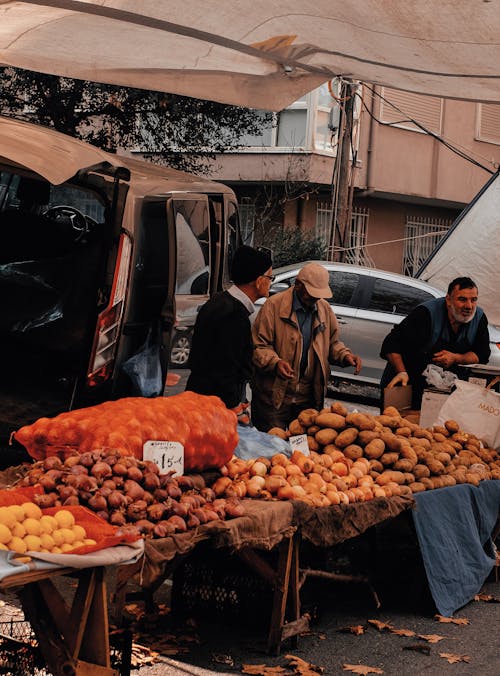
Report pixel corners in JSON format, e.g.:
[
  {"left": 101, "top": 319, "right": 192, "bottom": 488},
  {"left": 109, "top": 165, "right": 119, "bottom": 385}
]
[{"left": 450, "top": 306, "right": 476, "bottom": 324}]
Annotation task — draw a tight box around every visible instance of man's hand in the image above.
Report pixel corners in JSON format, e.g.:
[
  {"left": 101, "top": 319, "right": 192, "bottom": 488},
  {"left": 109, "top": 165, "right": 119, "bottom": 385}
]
[
  {"left": 432, "top": 350, "right": 457, "bottom": 369},
  {"left": 344, "top": 353, "right": 362, "bottom": 375},
  {"left": 276, "top": 359, "right": 295, "bottom": 379},
  {"left": 387, "top": 371, "right": 409, "bottom": 388}
]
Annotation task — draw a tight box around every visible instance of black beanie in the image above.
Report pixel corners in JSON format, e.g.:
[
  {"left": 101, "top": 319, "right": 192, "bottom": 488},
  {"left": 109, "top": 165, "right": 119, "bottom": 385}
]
[{"left": 231, "top": 245, "right": 272, "bottom": 284}]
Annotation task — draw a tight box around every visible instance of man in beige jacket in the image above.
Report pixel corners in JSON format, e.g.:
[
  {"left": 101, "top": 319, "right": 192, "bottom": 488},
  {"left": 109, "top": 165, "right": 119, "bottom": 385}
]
[{"left": 251, "top": 262, "right": 362, "bottom": 432}]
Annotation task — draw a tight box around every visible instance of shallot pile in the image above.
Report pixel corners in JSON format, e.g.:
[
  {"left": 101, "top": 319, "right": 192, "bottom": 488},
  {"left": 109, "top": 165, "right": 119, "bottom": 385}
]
[{"left": 18, "top": 449, "right": 244, "bottom": 538}]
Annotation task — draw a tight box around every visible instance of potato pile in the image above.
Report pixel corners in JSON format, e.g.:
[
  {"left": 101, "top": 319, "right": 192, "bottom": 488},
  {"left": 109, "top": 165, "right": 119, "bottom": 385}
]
[
  {"left": 17, "top": 449, "right": 245, "bottom": 539},
  {"left": 212, "top": 402, "right": 500, "bottom": 506},
  {"left": 0, "top": 503, "right": 95, "bottom": 555}
]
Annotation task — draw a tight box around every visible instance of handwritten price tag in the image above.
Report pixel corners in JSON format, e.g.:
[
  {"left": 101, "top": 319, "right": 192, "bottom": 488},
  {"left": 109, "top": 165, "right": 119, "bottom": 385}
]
[
  {"left": 143, "top": 440, "right": 184, "bottom": 475},
  {"left": 288, "top": 433, "right": 310, "bottom": 455}
]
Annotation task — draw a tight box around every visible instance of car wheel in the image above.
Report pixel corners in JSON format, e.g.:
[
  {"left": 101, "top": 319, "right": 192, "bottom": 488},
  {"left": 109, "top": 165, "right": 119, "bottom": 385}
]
[{"left": 169, "top": 332, "right": 191, "bottom": 367}]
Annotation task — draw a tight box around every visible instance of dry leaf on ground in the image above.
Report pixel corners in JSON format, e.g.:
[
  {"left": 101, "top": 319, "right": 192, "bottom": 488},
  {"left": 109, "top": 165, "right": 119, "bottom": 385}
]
[
  {"left": 241, "top": 665, "right": 287, "bottom": 675},
  {"left": 418, "top": 634, "right": 445, "bottom": 644},
  {"left": 435, "top": 615, "right": 469, "bottom": 625},
  {"left": 284, "top": 654, "right": 325, "bottom": 674},
  {"left": 337, "top": 625, "right": 366, "bottom": 635},
  {"left": 474, "top": 593, "right": 500, "bottom": 603},
  {"left": 439, "top": 653, "right": 471, "bottom": 664},
  {"left": 389, "top": 627, "right": 415, "bottom": 637},
  {"left": 343, "top": 664, "right": 384, "bottom": 675},
  {"left": 367, "top": 619, "right": 393, "bottom": 631}
]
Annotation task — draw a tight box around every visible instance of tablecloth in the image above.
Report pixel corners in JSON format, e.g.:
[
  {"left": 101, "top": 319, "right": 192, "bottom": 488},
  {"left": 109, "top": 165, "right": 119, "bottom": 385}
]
[{"left": 412, "top": 480, "right": 500, "bottom": 616}]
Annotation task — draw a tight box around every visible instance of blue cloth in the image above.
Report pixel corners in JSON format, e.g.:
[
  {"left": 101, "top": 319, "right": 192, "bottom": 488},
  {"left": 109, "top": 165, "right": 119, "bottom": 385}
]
[
  {"left": 412, "top": 480, "right": 500, "bottom": 616},
  {"left": 233, "top": 423, "right": 292, "bottom": 460}
]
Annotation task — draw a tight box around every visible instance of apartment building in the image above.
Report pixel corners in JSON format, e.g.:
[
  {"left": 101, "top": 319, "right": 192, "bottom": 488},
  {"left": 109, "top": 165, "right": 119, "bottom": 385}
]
[{"left": 207, "top": 82, "right": 500, "bottom": 275}]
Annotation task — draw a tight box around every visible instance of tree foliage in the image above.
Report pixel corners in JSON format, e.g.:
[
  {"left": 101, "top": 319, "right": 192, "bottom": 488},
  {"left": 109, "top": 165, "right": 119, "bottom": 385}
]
[
  {"left": 0, "top": 67, "right": 270, "bottom": 174},
  {"left": 261, "top": 225, "right": 327, "bottom": 267}
]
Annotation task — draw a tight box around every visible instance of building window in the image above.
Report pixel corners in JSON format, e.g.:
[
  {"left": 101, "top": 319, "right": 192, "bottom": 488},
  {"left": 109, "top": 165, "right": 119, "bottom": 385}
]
[
  {"left": 477, "top": 103, "right": 500, "bottom": 145},
  {"left": 315, "top": 203, "right": 374, "bottom": 266},
  {"left": 380, "top": 88, "right": 443, "bottom": 134},
  {"left": 402, "top": 216, "right": 451, "bottom": 277},
  {"left": 238, "top": 200, "right": 255, "bottom": 245}
]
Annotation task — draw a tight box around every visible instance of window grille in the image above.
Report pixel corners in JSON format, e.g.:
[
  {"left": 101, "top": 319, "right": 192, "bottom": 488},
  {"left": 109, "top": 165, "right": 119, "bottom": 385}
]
[
  {"left": 315, "top": 202, "right": 374, "bottom": 266},
  {"left": 403, "top": 216, "right": 451, "bottom": 277}
]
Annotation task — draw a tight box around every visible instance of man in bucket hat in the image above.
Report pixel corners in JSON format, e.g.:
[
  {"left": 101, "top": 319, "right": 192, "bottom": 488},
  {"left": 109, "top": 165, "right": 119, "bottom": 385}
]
[
  {"left": 186, "top": 245, "right": 273, "bottom": 414},
  {"left": 251, "top": 262, "right": 361, "bottom": 432}
]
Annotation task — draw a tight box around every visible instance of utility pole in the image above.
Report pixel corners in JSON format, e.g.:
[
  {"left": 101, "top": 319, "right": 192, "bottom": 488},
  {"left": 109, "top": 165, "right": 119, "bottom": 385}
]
[{"left": 329, "top": 80, "right": 356, "bottom": 262}]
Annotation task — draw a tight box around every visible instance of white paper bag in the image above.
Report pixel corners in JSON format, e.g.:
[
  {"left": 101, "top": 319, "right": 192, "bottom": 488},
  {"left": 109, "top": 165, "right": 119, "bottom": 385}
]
[{"left": 436, "top": 379, "right": 500, "bottom": 449}]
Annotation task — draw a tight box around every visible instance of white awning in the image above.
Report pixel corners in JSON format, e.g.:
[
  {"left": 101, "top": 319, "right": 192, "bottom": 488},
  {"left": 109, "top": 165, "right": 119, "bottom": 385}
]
[{"left": 1, "top": 1, "right": 500, "bottom": 111}]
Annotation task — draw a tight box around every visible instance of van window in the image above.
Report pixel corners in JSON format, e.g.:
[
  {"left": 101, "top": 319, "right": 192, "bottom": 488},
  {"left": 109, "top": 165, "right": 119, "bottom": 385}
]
[
  {"left": 174, "top": 200, "right": 210, "bottom": 295},
  {"left": 368, "top": 278, "right": 434, "bottom": 314}
]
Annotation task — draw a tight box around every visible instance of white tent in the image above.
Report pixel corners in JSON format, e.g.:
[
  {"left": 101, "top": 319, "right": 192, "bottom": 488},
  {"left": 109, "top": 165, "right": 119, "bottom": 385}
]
[
  {"left": 2, "top": 1, "right": 500, "bottom": 111},
  {"left": 418, "top": 171, "right": 500, "bottom": 327}
]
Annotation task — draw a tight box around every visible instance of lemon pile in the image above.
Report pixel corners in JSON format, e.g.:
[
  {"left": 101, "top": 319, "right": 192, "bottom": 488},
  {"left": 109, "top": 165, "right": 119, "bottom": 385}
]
[{"left": 0, "top": 503, "right": 97, "bottom": 555}]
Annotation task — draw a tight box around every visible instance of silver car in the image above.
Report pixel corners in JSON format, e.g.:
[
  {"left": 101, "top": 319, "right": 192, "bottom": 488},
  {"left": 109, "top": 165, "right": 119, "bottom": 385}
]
[{"left": 255, "top": 261, "right": 500, "bottom": 386}]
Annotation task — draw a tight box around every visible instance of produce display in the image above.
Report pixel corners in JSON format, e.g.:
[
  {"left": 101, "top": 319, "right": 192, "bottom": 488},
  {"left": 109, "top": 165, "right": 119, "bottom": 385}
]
[
  {"left": 14, "top": 392, "right": 238, "bottom": 472},
  {"left": 212, "top": 403, "right": 500, "bottom": 506},
  {"left": 17, "top": 449, "right": 245, "bottom": 539},
  {"left": 0, "top": 503, "right": 96, "bottom": 555}
]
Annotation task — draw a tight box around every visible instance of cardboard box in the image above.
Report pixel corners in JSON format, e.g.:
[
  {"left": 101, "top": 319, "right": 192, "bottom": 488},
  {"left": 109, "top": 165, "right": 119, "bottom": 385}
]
[
  {"left": 382, "top": 385, "right": 412, "bottom": 413},
  {"left": 419, "top": 388, "right": 450, "bottom": 429}
]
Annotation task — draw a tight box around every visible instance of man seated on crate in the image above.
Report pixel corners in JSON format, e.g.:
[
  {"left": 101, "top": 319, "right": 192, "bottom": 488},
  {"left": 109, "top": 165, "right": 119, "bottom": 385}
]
[{"left": 380, "top": 276, "right": 491, "bottom": 409}]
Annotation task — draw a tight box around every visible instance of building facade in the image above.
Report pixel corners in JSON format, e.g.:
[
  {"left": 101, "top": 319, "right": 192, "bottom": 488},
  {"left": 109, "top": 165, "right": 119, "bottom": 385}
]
[{"left": 207, "top": 82, "right": 500, "bottom": 274}]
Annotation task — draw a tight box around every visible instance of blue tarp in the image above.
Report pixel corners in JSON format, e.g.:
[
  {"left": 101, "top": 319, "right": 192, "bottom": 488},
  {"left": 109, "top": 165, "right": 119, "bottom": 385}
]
[{"left": 412, "top": 480, "right": 500, "bottom": 616}]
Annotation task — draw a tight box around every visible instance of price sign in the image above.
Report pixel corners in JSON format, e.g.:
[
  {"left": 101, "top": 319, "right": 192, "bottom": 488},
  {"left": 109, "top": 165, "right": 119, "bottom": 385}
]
[
  {"left": 143, "top": 440, "right": 184, "bottom": 475},
  {"left": 288, "top": 433, "right": 310, "bottom": 455}
]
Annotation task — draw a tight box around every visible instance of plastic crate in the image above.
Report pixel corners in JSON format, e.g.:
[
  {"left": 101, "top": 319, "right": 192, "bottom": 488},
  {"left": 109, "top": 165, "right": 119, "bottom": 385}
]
[
  {"left": 0, "top": 621, "right": 132, "bottom": 676},
  {"left": 171, "top": 544, "right": 274, "bottom": 629}
]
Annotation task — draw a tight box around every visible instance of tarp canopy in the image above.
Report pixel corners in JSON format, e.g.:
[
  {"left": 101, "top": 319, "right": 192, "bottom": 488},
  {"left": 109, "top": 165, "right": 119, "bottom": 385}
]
[
  {"left": 2, "top": 1, "right": 500, "bottom": 111},
  {"left": 418, "top": 170, "right": 500, "bottom": 327}
]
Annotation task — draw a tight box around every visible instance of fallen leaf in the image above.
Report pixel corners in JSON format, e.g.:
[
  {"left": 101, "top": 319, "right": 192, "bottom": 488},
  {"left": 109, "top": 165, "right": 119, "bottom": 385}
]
[
  {"left": 389, "top": 628, "right": 415, "bottom": 637},
  {"left": 439, "top": 653, "right": 471, "bottom": 664},
  {"left": 242, "top": 665, "right": 287, "bottom": 675},
  {"left": 418, "top": 634, "right": 445, "bottom": 644},
  {"left": 285, "top": 654, "right": 325, "bottom": 674},
  {"left": 474, "top": 593, "right": 500, "bottom": 603},
  {"left": 435, "top": 615, "right": 469, "bottom": 625},
  {"left": 337, "top": 625, "right": 366, "bottom": 635},
  {"left": 343, "top": 665, "right": 384, "bottom": 675},
  {"left": 403, "top": 644, "right": 431, "bottom": 655},
  {"left": 367, "top": 619, "right": 393, "bottom": 631}
]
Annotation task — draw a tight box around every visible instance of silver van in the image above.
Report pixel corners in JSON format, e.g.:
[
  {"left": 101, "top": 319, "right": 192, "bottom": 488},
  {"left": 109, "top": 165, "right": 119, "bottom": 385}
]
[{"left": 0, "top": 116, "right": 240, "bottom": 462}]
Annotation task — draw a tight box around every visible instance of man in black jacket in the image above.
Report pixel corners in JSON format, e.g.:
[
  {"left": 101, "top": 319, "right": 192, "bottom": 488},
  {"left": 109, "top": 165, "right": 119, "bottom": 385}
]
[
  {"left": 380, "top": 276, "right": 491, "bottom": 408},
  {"left": 186, "top": 245, "right": 273, "bottom": 412}
]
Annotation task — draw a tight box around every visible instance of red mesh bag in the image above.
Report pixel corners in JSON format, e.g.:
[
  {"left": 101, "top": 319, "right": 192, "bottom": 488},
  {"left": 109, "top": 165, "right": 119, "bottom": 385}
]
[{"left": 14, "top": 392, "right": 238, "bottom": 472}]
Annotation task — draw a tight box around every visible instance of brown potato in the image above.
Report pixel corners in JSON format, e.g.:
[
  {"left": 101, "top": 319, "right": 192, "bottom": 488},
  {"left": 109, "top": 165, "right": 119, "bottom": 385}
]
[
  {"left": 315, "top": 412, "right": 346, "bottom": 430},
  {"left": 369, "top": 459, "right": 384, "bottom": 472},
  {"left": 330, "top": 401, "right": 349, "bottom": 417},
  {"left": 412, "top": 464, "right": 431, "bottom": 479},
  {"left": 382, "top": 406, "right": 401, "bottom": 417},
  {"left": 344, "top": 444, "right": 364, "bottom": 460},
  {"left": 395, "top": 427, "right": 412, "bottom": 437},
  {"left": 288, "top": 419, "right": 306, "bottom": 435},
  {"left": 426, "top": 459, "right": 446, "bottom": 475},
  {"left": 432, "top": 425, "right": 449, "bottom": 437},
  {"left": 444, "top": 419, "right": 460, "bottom": 433},
  {"left": 335, "top": 428, "right": 359, "bottom": 448},
  {"left": 379, "top": 431, "right": 403, "bottom": 452},
  {"left": 308, "top": 425, "right": 321, "bottom": 435},
  {"left": 393, "top": 458, "right": 415, "bottom": 473},
  {"left": 380, "top": 452, "right": 399, "bottom": 466},
  {"left": 268, "top": 427, "right": 288, "bottom": 439},
  {"left": 345, "top": 412, "right": 376, "bottom": 431},
  {"left": 307, "top": 435, "right": 320, "bottom": 452},
  {"left": 298, "top": 408, "right": 319, "bottom": 427},
  {"left": 315, "top": 428, "right": 338, "bottom": 446},
  {"left": 376, "top": 415, "right": 400, "bottom": 429},
  {"left": 357, "top": 430, "right": 380, "bottom": 446},
  {"left": 409, "top": 481, "right": 426, "bottom": 493},
  {"left": 399, "top": 446, "right": 418, "bottom": 465},
  {"left": 364, "top": 439, "right": 385, "bottom": 459}
]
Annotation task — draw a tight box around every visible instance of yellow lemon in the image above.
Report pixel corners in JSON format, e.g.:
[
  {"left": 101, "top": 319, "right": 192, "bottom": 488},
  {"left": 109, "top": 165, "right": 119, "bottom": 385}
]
[
  {"left": 0, "top": 543, "right": 8, "bottom": 551},
  {"left": 11, "top": 522, "right": 25, "bottom": 539},
  {"left": 54, "top": 510, "right": 75, "bottom": 529},
  {"left": 6, "top": 505, "right": 25, "bottom": 523},
  {"left": 39, "top": 515, "right": 58, "bottom": 534},
  {"left": 23, "top": 535, "right": 42, "bottom": 552},
  {"left": 21, "top": 503, "right": 42, "bottom": 520},
  {"left": 0, "top": 523, "right": 12, "bottom": 545},
  {"left": 22, "top": 518, "right": 41, "bottom": 536},
  {"left": 51, "top": 546, "right": 62, "bottom": 554},
  {"left": 0, "top": 507, "right": 17, "bottom": 530},
  {"left": 72, "top": 540, "right": 85, "bottom": 550},
  {"left": 83, "top": 538, "right": 97, "bottom": 546},
  {"left": 39, "top": 533, "right": 55, "bottom": 550},
  {"left": 8, "top": 536, "right": 27, "bottom": 555},
  {"left": 59, "top": 528, "right": 76, "bottom": 545},
  {"left": 60, "top": 543, "right": 74, "bottom": 553},
  {"left": 51, "top": 529, "right": 65, "bottom": 547},
  {"left": 72, "top": 525, "right": 86, "bottom": 541}
]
